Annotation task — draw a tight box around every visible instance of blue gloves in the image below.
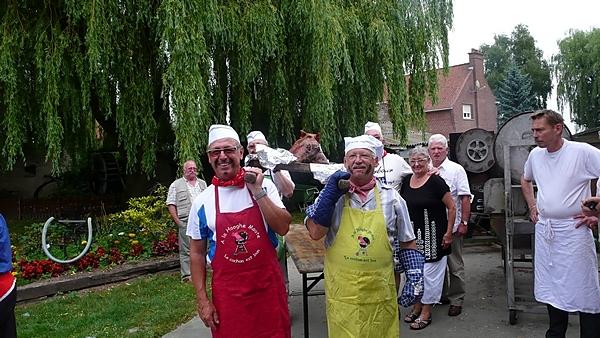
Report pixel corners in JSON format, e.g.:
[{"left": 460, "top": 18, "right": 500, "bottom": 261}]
[
  {"left": 396, "top": 248, "right": 425, "bottom": 307},
  {"left": 305, "top": 170, "right": 350, "bottom": 227}
]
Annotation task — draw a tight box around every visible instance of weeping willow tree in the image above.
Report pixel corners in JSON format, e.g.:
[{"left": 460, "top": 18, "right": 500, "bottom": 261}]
[{"left": 0, "top": 0, "right": 453, "bottom": 176}]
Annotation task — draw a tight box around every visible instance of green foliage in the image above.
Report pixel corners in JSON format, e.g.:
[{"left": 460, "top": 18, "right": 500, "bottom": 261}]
[
  {"left": 496, "top": 63, "right": 536, "bottom": 126},
  {"left": 480, "top": 24, "right": 552, "bottom": 109},
  {"left": 14, "top": 222, "right": 47, "bottom": 261},
  {"left": 103, "top": 185, "right": 172, "bottom": 237},
  {"left": 553, "top": 28, "right": 600, "bottom": 129},
  {"left": 16, "top": 273, "right": 199, "bottom": 337},
  {"left": 1, "top": 1, "right": 453, "bottom": 173}
]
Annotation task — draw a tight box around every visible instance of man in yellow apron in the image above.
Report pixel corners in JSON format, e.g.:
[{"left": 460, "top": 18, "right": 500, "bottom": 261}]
[{"left": 306, "top": 135, "right": 424, "bottom": 338}]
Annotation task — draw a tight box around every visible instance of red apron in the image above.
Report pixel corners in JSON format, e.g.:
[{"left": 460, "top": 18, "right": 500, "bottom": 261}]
[{"left": 210, "top": 186, "right": 290, "bottom": 338}]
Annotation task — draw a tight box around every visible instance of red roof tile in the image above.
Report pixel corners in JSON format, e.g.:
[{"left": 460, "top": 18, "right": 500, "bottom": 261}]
[{"left": 423, "top": 63, "right": 471, "bottom": 111}]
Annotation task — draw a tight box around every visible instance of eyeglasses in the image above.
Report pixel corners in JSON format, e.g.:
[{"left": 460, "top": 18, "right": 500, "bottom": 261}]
[
  {"left": 346, "top": 153, "right": 375, "bottom": 161},
  {"left": 185, "top": 167, "right": 197, "bottom": 171},
  {"left": 409, "top": 158, "right": 429, "bottom": 165},
  {"left": 207, "top": 147, "right": 239, "bottom": 157}
]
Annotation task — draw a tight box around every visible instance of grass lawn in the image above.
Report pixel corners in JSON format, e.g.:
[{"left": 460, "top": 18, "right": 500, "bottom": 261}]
[{"left": 16, "top": 272, "right": 201, "bottom": 338}]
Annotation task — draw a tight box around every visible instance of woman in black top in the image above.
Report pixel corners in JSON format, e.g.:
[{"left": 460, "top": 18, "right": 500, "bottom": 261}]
[{"left": 400, "top": 146, "right": 455, "bottom": 330}]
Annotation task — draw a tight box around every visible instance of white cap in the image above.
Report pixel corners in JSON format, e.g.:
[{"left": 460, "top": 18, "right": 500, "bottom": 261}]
[
  {"left": 208, "top": 124, "right": 240, "bottom": 146},
  {"left": 344, "top": 135, "right": 384, "bottom": 160},
  {"left": 247, "top": 131, "right": 268, "bottom": 145},
  {"left": 364, "top": 121, "right": 382, "bottom": 135}
]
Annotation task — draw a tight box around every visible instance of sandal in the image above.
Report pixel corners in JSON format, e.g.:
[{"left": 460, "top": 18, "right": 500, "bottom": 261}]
[
  {"left": 409, "top": 316, "right": 432, "bottom": 330},
  {"left": 403, "top": 311, "right": 420, "bottom": 323}
]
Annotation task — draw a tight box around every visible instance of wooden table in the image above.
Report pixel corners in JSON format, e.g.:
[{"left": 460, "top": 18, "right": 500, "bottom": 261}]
[{"left": 285, "top": 223, "right": 326, "bottom": 338}]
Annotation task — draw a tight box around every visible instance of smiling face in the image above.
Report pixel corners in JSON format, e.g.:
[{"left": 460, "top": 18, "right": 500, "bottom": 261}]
[
  {"left": 207, "top": 138, "right": 244, "bottom": 181},
  {"left": 344, "top": 148, "right": 378, "bottom": 184},
  {"left": 409, "top": 153, "right": 430, "bottom": 176},
  {"left": 428, "top": 141, "right": 448, "bottom": 168}
]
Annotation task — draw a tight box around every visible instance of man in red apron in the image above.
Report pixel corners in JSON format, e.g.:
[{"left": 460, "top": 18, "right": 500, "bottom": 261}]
[
  {"left": 305, "top": 135, "right": 424, "bottom": 338},
  {"left": 187, "top": 124, "right": 292, "bottom": 338}
]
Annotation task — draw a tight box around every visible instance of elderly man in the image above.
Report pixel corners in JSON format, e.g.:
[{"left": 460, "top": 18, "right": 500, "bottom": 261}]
[
  {"left": 305, "top": 135, "right": 423, "bottom": 338},
  {"left": 520, "top": 110, "right": 600, "bottom": 338},
  {"left": 187, "top": 125, "right": 292, "bottom": 337},
  {"left": 166, "top": 160, "right": 207, "bottom": 282},
  {"left": 428, "top": 134, "right": 471, "bottom": 316},
  {"left": 364, "top": 121, "right": 412, "bottom": 190}
]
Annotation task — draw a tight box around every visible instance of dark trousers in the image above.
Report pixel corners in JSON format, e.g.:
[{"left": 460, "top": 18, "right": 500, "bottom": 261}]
[
  {"left": 0, "top": 287, "right": 16, "bottom": 338},
  {"left": 546, "top": 304, "right": 600, "bottom": 338}
]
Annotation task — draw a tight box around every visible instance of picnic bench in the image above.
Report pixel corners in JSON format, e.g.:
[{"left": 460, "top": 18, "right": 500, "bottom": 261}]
[{"left": 285, "top": 223, "right": 326, "bottom": 338}]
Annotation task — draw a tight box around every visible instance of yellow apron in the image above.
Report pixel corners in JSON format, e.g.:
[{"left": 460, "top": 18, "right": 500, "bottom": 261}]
[{"left": 324, "top": 189, "right": 399, "bottom": 338}]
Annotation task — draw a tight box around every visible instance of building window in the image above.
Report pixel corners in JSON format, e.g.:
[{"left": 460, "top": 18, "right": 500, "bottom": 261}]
[{"left": 462, "top": 104, "right": 472, "bottom": 119}]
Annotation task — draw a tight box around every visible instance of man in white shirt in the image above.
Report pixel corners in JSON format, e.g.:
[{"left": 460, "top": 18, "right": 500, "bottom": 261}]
[
  {"left": 166, "top": 160, "right": 207, "bottom": 282},
  {"left": 428, "top": 134, "right": 471, "bottom": 317},
  {"left": 364, "top": 122, "right": 412, "bottom": 190},
  {"left": 521, "top": 110, "right": 600, "bottom": 338},
  {"left": 187, "top": 125, "right": 291, "bottom": 336}
]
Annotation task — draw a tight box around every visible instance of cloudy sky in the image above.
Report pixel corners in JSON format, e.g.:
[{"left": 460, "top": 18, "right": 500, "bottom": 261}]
[{"left": 448, "top": 0, "right": 600, "bottom": 129}]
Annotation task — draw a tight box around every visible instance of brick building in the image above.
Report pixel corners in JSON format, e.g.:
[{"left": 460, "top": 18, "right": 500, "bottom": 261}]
[{"left": 423, "top": 49, "right": 497, "bottom": 136}]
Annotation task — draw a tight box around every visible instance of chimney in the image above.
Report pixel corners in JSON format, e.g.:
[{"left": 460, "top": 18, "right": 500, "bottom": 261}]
[
  {"left": 468, "top": 48, "right": 485, "bottom": 77},
  {"left": 468, "top": 49, "right": 484, "bottom": 127}
]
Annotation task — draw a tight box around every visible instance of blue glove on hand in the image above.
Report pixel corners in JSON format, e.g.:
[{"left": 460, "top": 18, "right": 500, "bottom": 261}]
[
  {"left": 397, "top": 248, "right": 425, "bottom": 307},
  {"left": 305, "top": 170, "right": 350, "bottom": 227}
]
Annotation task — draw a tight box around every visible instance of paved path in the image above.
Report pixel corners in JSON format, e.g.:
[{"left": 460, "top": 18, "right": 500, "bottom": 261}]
[{"left": 165, "top": 245, "right": 580, "bottom": 338}]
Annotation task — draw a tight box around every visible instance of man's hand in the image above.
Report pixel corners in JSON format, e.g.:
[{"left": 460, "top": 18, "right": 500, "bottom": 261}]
[
  {"left": 427, "top": 166, "right": 440, "bottom": 176},
  {"left": 198, "top": 298, "right": 219, "bottom": 329},
  {"left": 243, "top": 167, "right": 265, "bottom": 194},
  {"left": 442, "top": 232, "right": 453, "bottom": 249},
  {"left": 575, "top": 214, "right": 598, "bottom": 230},
  {"left": 397, "top": 248, "right": 425, "bottom": 307},
  {"left": 305, "top": 170, "right": 350, "bottom": 227},
  {"left": 456, "top": 222, "right": 468, "bottom": 237},
  {"left": 581, "top": 197, "right": 600, "bottom": 217},
  {"left": 528, "top": 205, "right": 539, "bottom": 224}
]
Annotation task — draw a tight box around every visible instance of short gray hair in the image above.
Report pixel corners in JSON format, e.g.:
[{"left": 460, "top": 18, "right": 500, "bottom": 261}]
[
  {"left": 408, "top": 146, "right": 430, "bottom": 160},
  {"left": 428, "top": 134, "right": 448, "bottom": 148}
]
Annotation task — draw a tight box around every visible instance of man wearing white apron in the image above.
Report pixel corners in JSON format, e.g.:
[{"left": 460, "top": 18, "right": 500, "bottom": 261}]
[{"left": 521, "top": 109, "right": 600, "bottom": 338}]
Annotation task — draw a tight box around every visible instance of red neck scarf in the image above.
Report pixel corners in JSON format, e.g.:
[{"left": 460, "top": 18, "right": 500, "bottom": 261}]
[
  {"left": 348, "top": 177, "right": 377, "bottom": 202},
  {"left": 212, "top": 169, "right": 246, "bottom": 188}
]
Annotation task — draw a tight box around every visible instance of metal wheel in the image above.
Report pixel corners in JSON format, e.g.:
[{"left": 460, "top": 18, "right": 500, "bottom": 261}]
[
  {"left": 466, "top": 139, "right": 488, "bottom": 162},
  {"left": 509, "top": 309, "right": 518, "bottom": 325}
]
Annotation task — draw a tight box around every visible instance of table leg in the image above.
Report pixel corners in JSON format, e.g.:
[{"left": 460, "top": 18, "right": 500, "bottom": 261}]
[{"left": 302, "top": 272, "right": 309, "bottom": 338}]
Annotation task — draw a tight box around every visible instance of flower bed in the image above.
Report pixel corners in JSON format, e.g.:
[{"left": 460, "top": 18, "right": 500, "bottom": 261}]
[{"left": 12, "top": 186, "right": 179, "bottom": 285}]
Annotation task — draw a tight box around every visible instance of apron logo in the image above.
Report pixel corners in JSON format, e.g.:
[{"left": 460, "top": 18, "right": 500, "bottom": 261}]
[
  {"left": 350, "top": 227, "right": 376, "bottom": 259},
  {"left": 221, "top": 223, "right": 262, "bottom": 264},
  {"left": 233, "top": 231, "right": 248, "bottom": 256},
  {"left": 356, "top": 236, "right": 371, "bottom": 256}
]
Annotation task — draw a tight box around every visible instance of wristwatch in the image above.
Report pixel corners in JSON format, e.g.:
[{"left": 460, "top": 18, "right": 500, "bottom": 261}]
[
  {"left": 460, "top": 220, "right": 468, "bottom": 226},
  {"left": 253, "top": 190, "right": 268, "bottom": 200}
]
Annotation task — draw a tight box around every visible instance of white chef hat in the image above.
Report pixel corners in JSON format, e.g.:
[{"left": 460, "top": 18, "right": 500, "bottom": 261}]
[
  {"left": 364, "top": 121, "right": 382, "bottom": 135},
  {"left": 208, "top": 124, "right": 240, "bottom": 146},
  {"left": 344, "top": 135, "right": 384, "bottom": 160},
  {"left": 247, "top": 131, "right": 268, "bottom": 145}
]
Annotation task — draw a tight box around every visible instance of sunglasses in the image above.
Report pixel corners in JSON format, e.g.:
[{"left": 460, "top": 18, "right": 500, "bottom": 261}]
[{"left": 207, "top": 146, "right": 239, "bottom": 157}]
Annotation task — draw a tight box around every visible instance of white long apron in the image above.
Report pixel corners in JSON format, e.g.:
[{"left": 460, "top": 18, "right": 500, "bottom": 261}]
[{"left": 534, "top": 217, "right": 600, "bottom": 313}]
